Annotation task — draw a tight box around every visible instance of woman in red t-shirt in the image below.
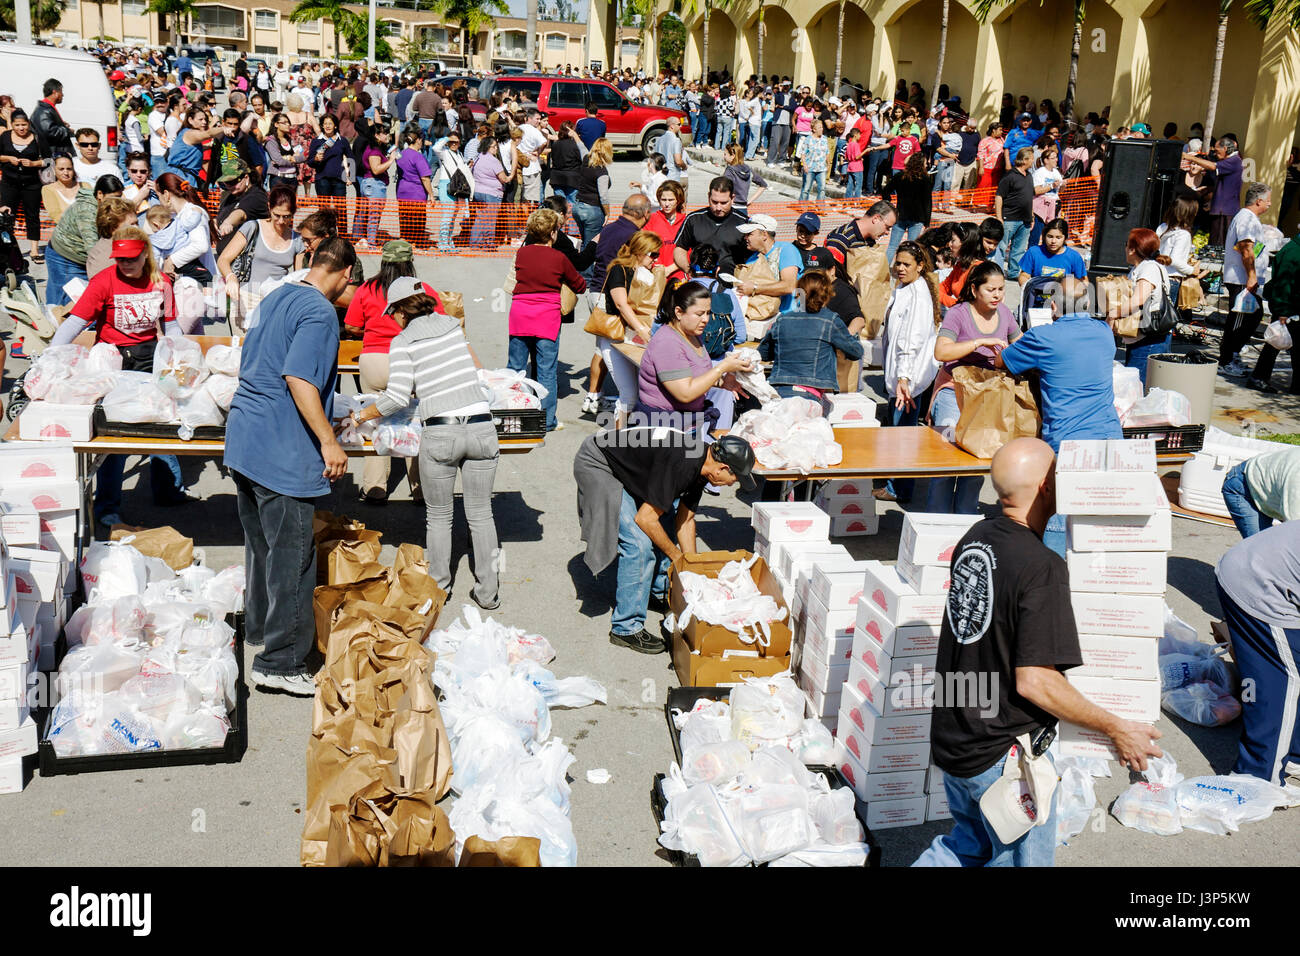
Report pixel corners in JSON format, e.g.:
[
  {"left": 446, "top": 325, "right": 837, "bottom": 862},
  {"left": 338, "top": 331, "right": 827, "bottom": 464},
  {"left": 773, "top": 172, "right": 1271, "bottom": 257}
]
[
  {"left": 50, "top": 225, "right": 185, "bottom": 525},
  {"left": 343, "top": 238, "right": 444, "bottom": 503},
  {"left": 644, "top": 179, "right": 687, "bottom": 282}
]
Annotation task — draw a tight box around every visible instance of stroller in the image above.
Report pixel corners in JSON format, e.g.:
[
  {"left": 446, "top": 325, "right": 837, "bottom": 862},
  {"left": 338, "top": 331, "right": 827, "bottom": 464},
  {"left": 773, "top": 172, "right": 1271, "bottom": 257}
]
[
  {"left": 0, "top": 206, "right": 56, "bottom": 361},
  {"left": 1017, "top": 273, "right": 1061, "bottom": 332}
]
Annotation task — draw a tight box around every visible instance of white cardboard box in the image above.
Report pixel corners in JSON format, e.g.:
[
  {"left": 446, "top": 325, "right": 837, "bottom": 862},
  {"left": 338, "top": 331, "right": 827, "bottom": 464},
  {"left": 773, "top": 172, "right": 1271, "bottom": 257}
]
[
  {"left": 1075, "top": 634, "right": 1160, "bottom": 681},
  {"left": 1067, "top": 674, "right": 1161, "bottom": 722},
  {"left": 0, "top": 619, "right": 33, "bottom": 666},
  {"left": 796, "top": 644, "right": 850, "bottom": 694},
  {"left": 751, "top": 502, "right": 831, "bottom": 543},
  {"left": 1067, "top": 510, "right": 1173, "bottom": 552},
  {"left": 837, "top": 694, "right": 932, "bottom": 746},
  {"left": 798, "top": 668, "right": 842, "bottom": 717},
  {"left": 1056, "top": 471, "right": 1165, "bottom": 516},
  {"left": 1071, "top": 591, "right": 1164, "bottom": 637},
  {"left": 927, "top": 790, "right": 952, "bottom": 821},
  {"left": 8, "top": 548, "right": 65, "bottom": 603},
  {"left": 808, "top": 562, "right": 870, "bottom": 612},
  {"left": 1058, "top": 438, "right": 1157, "bottom": 474},
  {"left": 829, "top": 513, "right": 882, "bottom": 537},
  {"left": 819, "top": 480, "right": 875, "bottom": 499},
  {"left": 0, "top": 480, "right": 81, "bottom": 514},
  {"left": 846, "top": 666, "right": 933, "bottom": 718},
  {"left": 754, "top": 532, "right": 771, "bottom": 564},
  {"left": 0, "top": 716, "right": 38, "bottom": 758},
  {"left": 802, "top": 596, "right": 855, "bottom": 664},
  {"left": 1058, "top": 722, "right": 1122, "bottom": 760},
  {"left": 896, "top": 553, "right": 952, "bottom": 595},
  {"left": 926, "top": 764, "right": 945, "bottom": 793},
  {"left": 825, "top": 393, "right": 880, "bottom": 427},
  {"left": 0, "top": 753, "right": 23, "bottom": 794},
  {"left": 0, "top": 509, "right": 40, "bottom": 545},
  {"left": 847, "top": 644, "right": 935, "bottom": 696},
  {"left": 16, "top": 402, "right": 94, "bottom": 442},
  {"left": 0, "top": 659, "right": 27, "bottom": 701},
  {"left": 859, "top": 561, "right": 948, "bottom": 628},
  {"left": 781, "top": 543, "right": 850, "bottom": 590},
  {"left": 1066, "top": 550, "right": 1167, "bottom": 594},
  {"left": 39, "top": 532, "right": 77, "bottom": 565},
  {"left": 854, "top": 602, "right": 943, "bottom": 659},
  {"left": 0, "top": 697, "right": 30, "bottom": 733},
  {"left": 866, "top": 796, "right": 928, "bottom": 830},
  {"left": 837, "top": 725, "right": 931, "bottom": 774},
  {"left": 814, "top": 494, "right": 876, "bottom": 518},
  {"left": 36, "top": 642, "right": 55, "bottom": 671},
  {"left": 836, "top": 751, "right": 926, "bottom": 802},
  {"left": 898, "top": 513, "right": 981, "bottom": 567},
  {"left": 0, "top": 441, "right": 77, "bottom": 482}
]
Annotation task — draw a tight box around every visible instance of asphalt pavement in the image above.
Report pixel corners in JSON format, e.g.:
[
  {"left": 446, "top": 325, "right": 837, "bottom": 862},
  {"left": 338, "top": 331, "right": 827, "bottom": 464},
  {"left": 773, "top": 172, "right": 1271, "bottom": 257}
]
[{"left": 2, "top": 159, "right": 1297, "bottom": 867}]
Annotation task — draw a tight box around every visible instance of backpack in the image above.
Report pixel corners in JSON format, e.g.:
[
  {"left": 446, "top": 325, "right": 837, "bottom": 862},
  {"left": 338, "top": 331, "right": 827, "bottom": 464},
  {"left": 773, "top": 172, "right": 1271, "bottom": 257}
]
[
  {"left": 702, "top": 289, "right": 738, "bottom": 359},
  {"left": 447, "top": 163, "right": 472, "bottom": 200},
  {"left": 1139, "top": 263, "right": 1181, "bottom": 336},
  {"left": 1063, "top": 158, "right": 1086, "bottom": 179}
]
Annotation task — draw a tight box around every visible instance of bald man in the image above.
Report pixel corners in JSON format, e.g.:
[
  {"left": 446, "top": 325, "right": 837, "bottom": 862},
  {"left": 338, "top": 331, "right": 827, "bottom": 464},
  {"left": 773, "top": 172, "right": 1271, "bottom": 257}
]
[{"left": 916, "top": 438, "right": 1163, "bottom": 868}]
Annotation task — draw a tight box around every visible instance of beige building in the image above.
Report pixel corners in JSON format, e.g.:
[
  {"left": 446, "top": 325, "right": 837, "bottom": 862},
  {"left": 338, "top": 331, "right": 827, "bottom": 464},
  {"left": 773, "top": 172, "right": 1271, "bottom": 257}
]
[
  {"left": 607, "top": 0, "right": 1300, "bottom": 223},
  {"left": 50, "top": 0, "right": 606, "bottom": 71}
]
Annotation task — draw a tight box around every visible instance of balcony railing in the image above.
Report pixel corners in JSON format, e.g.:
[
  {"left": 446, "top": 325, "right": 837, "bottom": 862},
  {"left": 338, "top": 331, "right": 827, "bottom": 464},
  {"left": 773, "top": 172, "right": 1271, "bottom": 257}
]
[{"left": 190, "top": 19, "right": 247, "bottom": 40}]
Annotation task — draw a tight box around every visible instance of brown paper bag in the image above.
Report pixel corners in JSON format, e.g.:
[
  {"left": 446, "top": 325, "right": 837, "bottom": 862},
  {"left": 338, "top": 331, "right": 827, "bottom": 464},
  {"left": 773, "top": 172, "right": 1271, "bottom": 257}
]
[
  {"left": 458, "top": 835, "right": 543, "bottom": 867},
  {"left": 320, "top": 538, "right": 384, "bottom": 585},
  {"left": 734, "top": 253, "right": 781, "bottom": 325},
  {"left": 313, "top": 510, "right": 366, "bottom": 541},
  {"left": 951, "top": 366, "right": 1041, "bottom": 459},
  {"left": 393, "top": 542, "right": 429, "bottom": 577},
  {"left": 301, "top": 714, "right": 397, "bottom": 866},
  {"left": 1178, "top": 276, "right": 1204, "bottom": 310},
  {"left": 836, "top": 352, "right": 862, "bottom": 394},
  {"left": 384, "top": 565, "right": 446, "bottom": 620},
  {"left": 627, "top": 263, "right": 667, "bottom": 328},
  {"left": 110, "top": 525, "right": 194, "bottom": 571},
  {"left": 845, "top": 244, "right": 892, "bottom": 330},
  {"left": 437, "top": 289, "right": 466, "bottom": 329},
  {"left": 313, "top": 574, "right": 391, "bottom": 654},
  {"left": 325, "top": 776, "right": 456, "bottom": 867},
  {"left": 1111, "top": 311, "right": 1142, "bottom": 338}
]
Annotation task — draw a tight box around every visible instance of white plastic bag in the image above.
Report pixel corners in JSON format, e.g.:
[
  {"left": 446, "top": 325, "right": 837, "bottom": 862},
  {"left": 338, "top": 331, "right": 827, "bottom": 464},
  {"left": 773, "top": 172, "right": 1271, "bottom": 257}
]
[
  {"left": 1112, "top": 363, "right": 1143, "bottom": 420},
  {"left": 80, "top": 541, "right": 150, "bottom": 604},
  {"left": 658, "top": 782, "right": 748, "bottom": 867},
  {"left": 202, "top": 373, "right": 239, "bottom": 411},
  {"left": 792, "top": 718, "right": 836, "bottom": 766},
  {"left": 478, "top": 367, "right": 545, "bottom": 409},
  {"left": 154, "top": 336, "right": 208, "bottom": 394},
  {"left": 731, "top": 673, "right": 806, "bottom": 752},
  {"left": 23, "top": 344, "right": 88, "bottom": 399},
  {"left": 201, "top": 566, "right": 246, "bottom": 615},
  {"left": 204, "top": 344, "right": 241, "bottom": 376},
  {"left": 102, "top": 376, "right": 177, "bottom": 424},
  {"left": 1162, "top": 681, "right": 1242, "bottom": 726},
  {"left": 677, "top": 555, "right": 787, "bottom": 646},
  {"left": 1175, "top": 774, "right": 1300, "bottom": 835},
  {"left": 64, "top": 596, "right": 147, "bottom": 649},
  {"left": 681, "top": 740, "right": 752, "bottom": 786},
  {"left": 173, "top": 275, "right": 209, "bottom": 331},
  {"left": 734, "top": 784, "right": 816, "bottom": 864},
  {"left": 84, "top": 342, "right": 124, "bottom": 376},
  {"left": 1264, "top": 320, "right": 1292, "bottom": 350},
  {"left": 1055, "top": 756, "right": 1099, "bottom": 845},
  {"left": 1233, "top": 290, "right": 1260, "bottom": 315},
  {"left": 674, "top": 698, "right": 733, "bottom": 754},
  {"left": 373, "top": 420, "right": 421, "bottom": 457},
  {"left": 56, "top": 642, "right": 145, "bottom": 696},
  {"left": 1124, "top": 387, "right": 1191, "bottom": 428},
  {"left": 43, "top": 371, "right": 118, "bottom": 405},
  {"left": 729, "top": 347, "right": 778, "bottom": 405},
  {"left": 1112, "top": 781, "right": 1183, "bottom": 836},
  {"left": 447, "top": 714, "right": 529, "bottom": 795},
  {"left": 1159, "top": 653, "right": 1235, "bottom": 692},
  {"left": 809, "top": 787, "right": 862, "bottom": 846}
]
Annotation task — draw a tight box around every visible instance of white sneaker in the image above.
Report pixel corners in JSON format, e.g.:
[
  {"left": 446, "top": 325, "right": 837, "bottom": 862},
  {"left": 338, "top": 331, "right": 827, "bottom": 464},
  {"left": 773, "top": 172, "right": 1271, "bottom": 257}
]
[
  {"left": 551, "top": 421, "right": 566, "bottom": 432},
  {"left": 1220, "top": 360, "right": 1249, "bottom": 378},
  {"left": 249, "top": 669, "right": 316, "bottom": 696},
  {"left": 581, "top": 394, "right": 598, "bottom": 414}
]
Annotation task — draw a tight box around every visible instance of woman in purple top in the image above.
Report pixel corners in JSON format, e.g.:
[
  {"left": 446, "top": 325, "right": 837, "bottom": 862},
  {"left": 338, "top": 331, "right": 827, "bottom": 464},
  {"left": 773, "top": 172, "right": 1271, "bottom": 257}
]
[
  {"left": 635, "top": 281, "right": 751, "bottom": 434},
  {"left": 469, "top": 136, "right": 510, "bottom": 249},
  {"left": 355, "top": 122, "right": 395, "bottom": 249},
  {"left": 924, "top": 260, "right": 1021, "bottom": 513},
  {"left": 394, "top": 127, "right": 434, "bottom": 245}
]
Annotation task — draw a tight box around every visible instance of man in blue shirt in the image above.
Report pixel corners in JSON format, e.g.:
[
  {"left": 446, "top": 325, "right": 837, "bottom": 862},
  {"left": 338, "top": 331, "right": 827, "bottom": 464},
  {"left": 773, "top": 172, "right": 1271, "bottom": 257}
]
[
  {"left": 734, "top": 213, "right": 803, "bottom": 313},
  {"left": 224, "top": 238, "right": 358, "bottom": 695},
  {"left": 1002, "top": 112, "right": 1042, "bottom": 171},
  {"left": 576, "top": 102, "right": 606, "bottom": 150}
]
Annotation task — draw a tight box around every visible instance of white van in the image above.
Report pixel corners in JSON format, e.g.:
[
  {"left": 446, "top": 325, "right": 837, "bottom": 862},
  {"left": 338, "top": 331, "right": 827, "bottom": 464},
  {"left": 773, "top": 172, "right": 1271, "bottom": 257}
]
[{"left": 0, "top": 43, "right": 119, "bottom": 161}]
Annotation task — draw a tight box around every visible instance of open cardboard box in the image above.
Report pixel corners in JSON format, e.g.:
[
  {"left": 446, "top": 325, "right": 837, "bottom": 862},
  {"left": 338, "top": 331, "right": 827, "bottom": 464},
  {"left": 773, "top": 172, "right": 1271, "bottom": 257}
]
[
  {"left": 670, "top": 632, "right": 790, "bottom": 687},
  {"left": 668, "top": 550, "right": 792, "bottom": 658}
]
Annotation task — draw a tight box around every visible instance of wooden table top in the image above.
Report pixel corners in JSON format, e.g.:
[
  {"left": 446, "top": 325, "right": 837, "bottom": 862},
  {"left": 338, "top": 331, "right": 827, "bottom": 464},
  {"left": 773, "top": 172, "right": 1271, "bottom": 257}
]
[{"left": 189, "top": 334, "right": 362, "bottom": 371}]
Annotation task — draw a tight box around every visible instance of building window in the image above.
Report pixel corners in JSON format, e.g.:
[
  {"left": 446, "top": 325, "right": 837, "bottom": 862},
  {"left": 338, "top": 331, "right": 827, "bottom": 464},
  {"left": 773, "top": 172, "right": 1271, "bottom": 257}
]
[
  {"left": 124, "top": 35, "right": 148, "bottom": 44},
  {"left": 191, "top": 6, "right": 245, "bottom": 40},
  {"left": 297, "top": 48, "right": 320, "bottom": 57},
  {"left": 545, "top": 34, "right": 565, "bottom": 52},
  {"left": 255, "top": 45, "right": 277, "bottom": 55},
  {"left": 254, "top": 10, "right": 276, "bottom": 29},
  {"left": 379, "top": 20, "right": 401, "bottom": 37},
  {"left": 620, "top": 40, "right": 639, "bottom": 59},
  {"left": 65, "top": 0, "right": 77, "bottom": 9},
  {"left": 297, "top": 18, "right": 320, "bottom": 34},
  {"left": 497, "top": 30, "right": 526, "bottom": 59},
  {"left": 123, "top": 0, "right": 146, "bottom": 16}
]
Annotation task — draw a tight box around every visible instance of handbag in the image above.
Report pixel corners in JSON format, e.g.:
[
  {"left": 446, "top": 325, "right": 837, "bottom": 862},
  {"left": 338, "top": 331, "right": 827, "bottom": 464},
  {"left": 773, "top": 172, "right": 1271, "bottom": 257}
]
[
  {"left": 38, "top": 158, "right": 56, "bottom": 185},
  {"left": 702, "top": 289, "right": 737, "bottom": 358},
  {"left": 231, "top": 221, "right": 257, "bottom": 284},
  {"left": 583, "top": 303, "right": 626, "bottom": 340},
  {"left": 1138, "top": 265, "right": 1180, "bottom": 336}
]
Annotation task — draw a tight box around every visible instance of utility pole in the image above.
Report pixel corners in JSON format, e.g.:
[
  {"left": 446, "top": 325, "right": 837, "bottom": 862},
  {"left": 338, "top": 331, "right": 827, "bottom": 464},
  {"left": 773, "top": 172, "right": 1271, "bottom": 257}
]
[
  {"left": 368, "top": 0, "right": 377, "bottom": 66},
  {"left": 16, "top": 0, "right": 32, "bottom": 45}
]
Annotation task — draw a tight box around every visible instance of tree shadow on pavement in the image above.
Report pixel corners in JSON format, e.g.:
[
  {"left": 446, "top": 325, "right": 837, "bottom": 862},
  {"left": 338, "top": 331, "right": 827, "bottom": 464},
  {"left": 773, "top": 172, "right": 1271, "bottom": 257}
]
[{"left": 1168, "top": 555, "right": 1223, "bottom": 621}]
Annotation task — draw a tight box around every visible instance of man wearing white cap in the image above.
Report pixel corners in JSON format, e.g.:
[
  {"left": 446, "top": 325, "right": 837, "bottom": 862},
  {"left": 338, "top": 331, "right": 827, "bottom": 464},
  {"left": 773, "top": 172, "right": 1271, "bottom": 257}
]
[{"left": 734, "top": 213, "right": 803, "bottom": 313}]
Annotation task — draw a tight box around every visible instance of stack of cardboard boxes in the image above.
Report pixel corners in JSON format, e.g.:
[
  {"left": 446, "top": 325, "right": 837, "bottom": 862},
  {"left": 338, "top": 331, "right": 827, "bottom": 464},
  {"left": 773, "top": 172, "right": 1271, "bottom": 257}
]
[
  {"left": 813, "top": 480, "right": 880, "bottom": 538},
  {"left": 835, "top": 513, "right": 979, "bottom": 829},
  {"left": 1056, "top": 439, "right": 1168, "bottom": 760},
  {"left": 0, "top": 442, "right": 80, "bottom": 793}
]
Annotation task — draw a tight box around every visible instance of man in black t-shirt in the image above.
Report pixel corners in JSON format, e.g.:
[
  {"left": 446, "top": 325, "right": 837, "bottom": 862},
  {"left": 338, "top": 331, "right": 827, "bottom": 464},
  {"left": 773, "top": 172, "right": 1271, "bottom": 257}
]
[
  {"left": 573, "top": 430, "right": 756, "bottom": 654},
  {"left": 995, "top": 146, "right": 1036, "bottom": 277},
  {"left": 672, "top": 176, "right": 751, "bottom": 278},
  {"left": 916, "top": 437, "right": 1162, "bottom": 867}
]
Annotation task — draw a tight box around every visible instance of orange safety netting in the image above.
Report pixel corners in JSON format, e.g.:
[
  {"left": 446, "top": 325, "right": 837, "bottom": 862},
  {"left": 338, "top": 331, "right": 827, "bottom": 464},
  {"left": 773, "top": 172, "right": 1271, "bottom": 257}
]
[{"left": 15, "top": 176, "right": 1101, "bottom": 258}]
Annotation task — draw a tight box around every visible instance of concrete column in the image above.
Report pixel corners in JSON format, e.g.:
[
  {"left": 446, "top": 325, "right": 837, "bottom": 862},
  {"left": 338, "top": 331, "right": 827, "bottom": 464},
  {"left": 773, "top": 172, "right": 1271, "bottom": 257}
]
[
  {"left": 735, "top": 17, "right": 754, "bottom": 80},
  {"left": 1108, "top": 11, "right": 1151, "bottom": 128},
  {"left": 869, "top": 22, "right": 893, "bottom": 102},
  {"left": 587, "top": 0, "right": 612, "bottom": 70},
  {"left": 645, "top": 19, "right": 660, "bottom": 75},
  {"left": 792, "top": 23, "right": 815, "bottom": 89},
  {"left": 966, "top": 14, "right": 1002, "bottom": 129},
  {"left": 1245, "top": 15, "right": 1300, "bottom": 225}
]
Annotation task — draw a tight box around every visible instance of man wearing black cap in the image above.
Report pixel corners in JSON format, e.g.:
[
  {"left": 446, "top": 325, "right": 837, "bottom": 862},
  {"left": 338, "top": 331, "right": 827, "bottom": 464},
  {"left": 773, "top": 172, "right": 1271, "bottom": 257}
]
[
  {"left": 573, "top": 429, "right": 757, "bottom": 654},
  {"left": 214, "top": 158, "right": 269, "bottom": 254}
]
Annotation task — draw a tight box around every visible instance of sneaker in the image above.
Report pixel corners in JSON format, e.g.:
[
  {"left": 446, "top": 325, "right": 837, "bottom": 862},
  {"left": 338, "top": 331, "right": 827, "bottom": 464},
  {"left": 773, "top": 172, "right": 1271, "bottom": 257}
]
[
  {"left": 249, "top": 669, "right": 316, "bottom": 696},
  {"left": 550, "top": 421, "right": 566, "bottom": 432},
  {"left": 1220, "top": 360, "right": 1249, "bottom": 378},
  {"left": 581, "top": 394, "right": 599, "bottom": 414},
  {"left": 471, "top": 590, "right": 500, "bottom": 611},
  {"left": 1245, "top": 378, "right": 1278, "bottom": 394},
  {"left": 872, "top": 488, "right": 897, "bottom": 502},
  {"left": 609, "top": 628, "right": 667, "bottom": 655}
]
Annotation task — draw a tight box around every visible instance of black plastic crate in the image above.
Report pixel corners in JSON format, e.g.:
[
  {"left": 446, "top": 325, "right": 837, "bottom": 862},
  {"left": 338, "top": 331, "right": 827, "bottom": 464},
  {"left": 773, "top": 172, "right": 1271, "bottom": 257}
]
[
  {"left": 1122, "top": 423, "right": 1206, "bottom": 453},
  {"left": 37, "top": 623, "right": 248, "bottom": 775},
  {"left": 492, "top": 408, "right": 546, "bottom": 439},
  {"left": 650, "top": 772, "right": 881, "bottom": 868},
  {"left": 93, "top": 405, "right": 225, "bottom": 442}
]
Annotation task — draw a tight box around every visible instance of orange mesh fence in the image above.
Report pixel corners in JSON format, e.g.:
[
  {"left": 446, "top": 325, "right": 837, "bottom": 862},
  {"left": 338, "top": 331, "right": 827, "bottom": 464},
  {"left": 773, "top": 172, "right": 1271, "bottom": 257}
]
[{"left": 14, "top": 176, "right": 1101, "bottom": 257}]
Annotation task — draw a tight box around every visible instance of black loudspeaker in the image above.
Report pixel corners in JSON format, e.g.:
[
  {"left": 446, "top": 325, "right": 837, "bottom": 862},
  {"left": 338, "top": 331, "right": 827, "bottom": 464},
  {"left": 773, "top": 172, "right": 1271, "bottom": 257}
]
[{"left": 1091, "top": 139, "right": 1184, "bottom": 274}]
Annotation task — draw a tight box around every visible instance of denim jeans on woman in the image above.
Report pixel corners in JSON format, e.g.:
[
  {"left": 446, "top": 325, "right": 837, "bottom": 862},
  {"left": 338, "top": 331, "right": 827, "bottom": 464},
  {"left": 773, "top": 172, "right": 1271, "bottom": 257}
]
[
  {"left": 886, "top": 220, "right": 926, "bottom": 263},
  {"left": 571, "top": 199, "right": 605, "bottom": 248},
  {"left": 800, "top": 170, "right": 826, "bottom": 201},
  {"left": 356, "top": 176, "right": 387, "bottom": 245},
  {"left": 507, "top": 335, "right": 559, "bottom": 430},
  {"left": 418, "top": 420, "right": 500, "bottom": 604},
  {"left": 924, "top": 387, "right": 983, "bottom": 514},
  {"left": 714, "top": 115, "right": 736, "bottom": 149},
  {"left": 912, "top": 751, "right": 1058, "bottom": 867},
  {"left": 470, "top": 193, "right": 501, "bottom": 248},
  {"left": 611, "top": 490, "right": 671, "bottom": 639},
  {"left": 44, "top": 243, "right": 87, "bottom": 308},
  {"left": 1221, "top": 460, "right": 1272, "bottom": 537}
]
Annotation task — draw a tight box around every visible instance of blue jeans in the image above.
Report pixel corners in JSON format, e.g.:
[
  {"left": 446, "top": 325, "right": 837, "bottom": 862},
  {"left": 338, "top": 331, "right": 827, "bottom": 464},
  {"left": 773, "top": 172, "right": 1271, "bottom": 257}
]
[
  {"left": 470, "top": 193, "right": 500, "bottom": 248},
  {"left": 695, "top": 113, "right": 712, "bottom": 147},
  {"left": 799, "top": 170, "right": 825, "bottom": 201},
  {"left": 886, "top": 220, "right": 926, "bottom": 263},
  {"left": 714, "top": 116, "right": 735, "bottom": 149},
  {"left": 553, "top": 186, "right": 577, "bottom": 207},
  {"left": 507, "top": 334, "right": 559, "bottom": 430},
  {"left": 44, "top": 243, "right": 87, "bottom": 308},
  {"left": 844, "top": 170, "right": 863, "bottom": 198},
  {"left": 913, "top": 751, "right": 1059, "bottom": 867},
  {"left": 1000, "top": 219, "right": 1032, "bottom": 278},
  {"left": 865, "top": 150, "right": 888, "bottom": 195},
  {"left": 611, "top": 490, "right": 670, "bottom": 637},
  {"left": 1222, "top": 460, "right": 1272, "bottom": 538},
  {"left": 356, "top": 176, "right": 387, "bottom": 244},
  {"left": 1124, "top": 334, "right": 1172, "bottom": 387},
  {"left": 885, "top": 386, "right": 929, "bottom": 501},
  {"left": 571, "top": 199, "right": 605, "bottom": 248},
  {"left": 94, "top": 454, "right": 184, "bottom": 521},
  {"left": 743, "top": 122, "right": 761, "bottom": 159},
  {"left": 933, "top": 162, "right": 955, "bottom": 194},
  {"left": 925, "top": 388, "right": 983, "bottom": 514},
  {"left": 150, "top": 154, "right": 167, "bottom": 179}
]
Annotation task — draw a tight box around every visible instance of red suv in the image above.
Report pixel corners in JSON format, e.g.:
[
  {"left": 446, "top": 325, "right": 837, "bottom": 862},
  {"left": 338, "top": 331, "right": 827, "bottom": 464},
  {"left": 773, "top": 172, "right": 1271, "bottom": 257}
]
[{"left": 477, "top": 74, "right": 690, "bottom": 156}]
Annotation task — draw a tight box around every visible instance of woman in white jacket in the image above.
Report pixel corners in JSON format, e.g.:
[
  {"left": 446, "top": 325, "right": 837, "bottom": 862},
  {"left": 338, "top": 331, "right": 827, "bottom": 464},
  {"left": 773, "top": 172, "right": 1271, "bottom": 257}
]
[
  {"left": 878, "top": 240, "right": 942, "bottom": 502},
  {"left": 1155, "top": 195, "right": 1204, "bottom": 280}
]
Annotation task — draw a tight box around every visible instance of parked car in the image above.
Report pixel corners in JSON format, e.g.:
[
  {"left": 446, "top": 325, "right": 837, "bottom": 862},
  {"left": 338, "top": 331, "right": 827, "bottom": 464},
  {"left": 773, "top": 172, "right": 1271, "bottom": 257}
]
[
  {"left": 0, "top": 42, "right": 119, "bottom": 160},
  {"left": 477, "top": 73, "right": 690, "bottom": 156}
]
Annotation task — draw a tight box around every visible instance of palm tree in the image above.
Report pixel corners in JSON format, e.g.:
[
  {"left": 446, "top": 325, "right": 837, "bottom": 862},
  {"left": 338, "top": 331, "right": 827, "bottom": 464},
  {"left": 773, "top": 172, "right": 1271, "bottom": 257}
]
[
  {"left": 1201, "top": 1, "right": 1233, "bottom": 145},
  {"left": 90, "top": 0, "right": 110, "bottom": 41},
  {"left": 145, "top": 0, "right": 197, "bottom": 44},
  {"left": 427, "top": 0, "right": 509, "bottom": 69},
  {"left": 974, "top": 0, "right": 1086, "bottom": 129},
  {"left": 1, "top": 0, "right": 69, "bottom": 33},
  {"left": 525, "top": 0, "right": 538, "bottom": 70},
  {"left": 931, "top": 0, "right": 949, "bottom": 110},
  {"left": 756, "top": 0, "right": 765, "bottom": 80},
  {"left": 292, "top": 0, "right": 396, "bottom": 60},
  {"left": 833, "top": 0, "right": 846, "bottom": 95},
  {"left": 1245, "top": 0, "right": 1300, "bottom": 25}
]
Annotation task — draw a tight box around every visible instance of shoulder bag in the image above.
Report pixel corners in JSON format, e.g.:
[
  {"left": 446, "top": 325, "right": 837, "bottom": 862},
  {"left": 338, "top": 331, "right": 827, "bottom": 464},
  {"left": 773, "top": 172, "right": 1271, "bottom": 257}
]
[{"left": 1138, "top": 263, "right": 1180, "bottom": 336}]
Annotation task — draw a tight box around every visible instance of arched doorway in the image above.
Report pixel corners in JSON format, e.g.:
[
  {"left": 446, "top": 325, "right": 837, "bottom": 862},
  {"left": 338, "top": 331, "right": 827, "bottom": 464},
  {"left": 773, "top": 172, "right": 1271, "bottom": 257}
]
[
  {"left": 807, "top": 1, "right": 874, "bottom": 93},
  {"left": 742, "top": 4, "right": 799, "bottom": 83},
  {"left": 705, "top": 9, "right": 739, "bottom": 79},
  {"left": 885, "top": 0, "right": 980, "bottom": 109}
]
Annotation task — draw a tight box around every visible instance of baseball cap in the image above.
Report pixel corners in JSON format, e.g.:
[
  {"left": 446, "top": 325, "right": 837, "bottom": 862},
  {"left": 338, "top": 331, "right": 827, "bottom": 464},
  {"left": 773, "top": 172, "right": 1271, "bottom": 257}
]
[
  {"left": 796, "top": 211, "right": 822, "bottom": 233},
  {"left": 384, "top": 275, "right": 424, "bottom": 312},
  {"left": 109, "top": 69, "right": 126, "bottom": 82},
  {"left": 710, "top": 435, "right": 757, "bottom": 489},
  {"left": 738, "top": 213, "right": 779, "bottom": 234},
  {"left": 1131, "top": 122, "right": 1151, "bottom": 136},
  {"left": 381, "top": 239, "right": 414, "bottom": 263},
  {"left": 110, "top": 238, "right": 147, "bottom": 259},
  {"left": 217, "top": 158, "right": 250, "bottom": 184},
  {"left": 1017, "top": 112, "right": 1033, "bottom": 122},
  {"left": 804, "top": 247, "right": 837, "bottom": 272}
]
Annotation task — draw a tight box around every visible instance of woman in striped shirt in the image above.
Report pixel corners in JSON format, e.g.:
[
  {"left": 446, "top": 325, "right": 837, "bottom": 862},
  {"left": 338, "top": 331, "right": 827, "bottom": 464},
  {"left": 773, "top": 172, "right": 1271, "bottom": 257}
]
[{"left": 351, "top": 276, "right": 501, "bottom": 610}]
